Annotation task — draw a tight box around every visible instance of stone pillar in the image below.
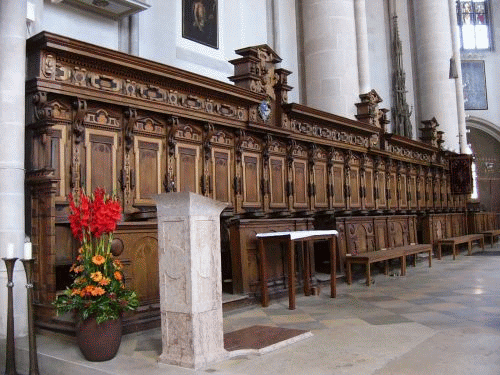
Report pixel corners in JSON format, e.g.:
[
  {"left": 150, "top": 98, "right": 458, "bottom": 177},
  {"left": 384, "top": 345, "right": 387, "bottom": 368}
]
[
  {"left": 447, "top": 0, "right": 467, "bottom": 153},
  {"left": 154, "top": 192, "right": 228, "bottom": 369},
  {"left": 354, "top": 0, "right": 370, "bottom": 94},
  {"left": 0, "top": 0, "right": 28, "bottom": 337},
  {"left": 302, "top": 0, "right": 359, "bottom": 118},
  {"left": 413, "top": 0, "right": 460, "bottom": 151}
]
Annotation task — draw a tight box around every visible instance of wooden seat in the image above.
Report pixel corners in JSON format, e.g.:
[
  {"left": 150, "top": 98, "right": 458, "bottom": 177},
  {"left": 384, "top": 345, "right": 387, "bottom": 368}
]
[
  {"left": 481, "top": 229, "right": 500, "bottom": 248},
  {"left": 345, "top": 244, "right": 433, "bottom": 287},
  {"left": 435, "top": 234, "right": 485, "bottom": 260}
]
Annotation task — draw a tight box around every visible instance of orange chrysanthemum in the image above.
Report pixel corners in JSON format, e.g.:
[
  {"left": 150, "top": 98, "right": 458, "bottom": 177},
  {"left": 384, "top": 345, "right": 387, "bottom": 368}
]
[
  {"left": 91, "top": 271, "right": 103, "bottom": 282},
  {"left": 92, "top": 255, "right": 106, "bottom": 265},
  {"left": 113, "top": 259, "right": 123, "bottom": 270},
  {"left": 99, "top": 277, "right": 111, "bottom": 286},
  {"left": 78, "top": 247, "right": 83, "bottom": 254},
  {"left": 71, "top": 288, "right": 81, "bottom": 296},
  {"left": 114, "top": 271, "right": 123, "bottom": 281},
  {"left": 73, "top": 265, "right": 84, "bottom": 274},
  {"left": 91, "top": 286, "right": 106, "bottom": 296}
]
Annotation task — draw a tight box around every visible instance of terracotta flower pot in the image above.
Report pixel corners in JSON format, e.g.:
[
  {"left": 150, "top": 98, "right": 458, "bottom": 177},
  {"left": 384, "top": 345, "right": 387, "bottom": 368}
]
[{"left": 76, "top": 316, "right": 122, "bottom": 361}]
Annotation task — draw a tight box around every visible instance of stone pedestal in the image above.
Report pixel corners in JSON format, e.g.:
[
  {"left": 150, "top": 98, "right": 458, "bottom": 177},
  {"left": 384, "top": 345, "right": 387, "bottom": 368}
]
[{"left": 154, "top": 192, "right": 228, "bottom": 369}]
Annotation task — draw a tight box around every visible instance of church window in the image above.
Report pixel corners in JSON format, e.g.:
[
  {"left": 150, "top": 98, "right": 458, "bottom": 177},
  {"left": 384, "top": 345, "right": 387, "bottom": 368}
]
[{"left": 456, "top": 0, "right": 492, "bottom": 50}]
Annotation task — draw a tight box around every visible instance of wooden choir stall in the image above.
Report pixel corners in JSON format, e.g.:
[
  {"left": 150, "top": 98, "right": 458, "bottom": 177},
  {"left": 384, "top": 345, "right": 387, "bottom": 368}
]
[{"left": 25, "top": 32, "right": 488, "bottom": 333}]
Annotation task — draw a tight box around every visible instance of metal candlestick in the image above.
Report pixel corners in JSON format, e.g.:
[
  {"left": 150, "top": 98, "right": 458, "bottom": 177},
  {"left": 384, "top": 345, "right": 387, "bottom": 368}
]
[
  {"left": 2, "top": 257, "right": 19, "bottom": 375},
  {"left": 21, "top": 259, "right": 39, "bottom": 375}
]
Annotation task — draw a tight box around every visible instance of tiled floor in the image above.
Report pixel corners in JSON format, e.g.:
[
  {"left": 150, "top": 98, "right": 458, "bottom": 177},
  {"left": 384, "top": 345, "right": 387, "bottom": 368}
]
[{"left": 4, "top": 244, "right": 500, "bottom": 374}]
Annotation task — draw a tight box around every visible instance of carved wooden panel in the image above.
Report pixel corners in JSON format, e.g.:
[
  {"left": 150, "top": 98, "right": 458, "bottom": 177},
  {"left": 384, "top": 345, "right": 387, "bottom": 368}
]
[
  {"left": 350, "top": 167, "right": 360, "bottom": 208},
  {"left": 176, "top": 144, "right": 200, "bottom": 194},
  {"left": 374, "top": 217, "right": 388, "bottom": 250},
  {"left": 387, "top": 217, "right": 409, "bottom": 247},
  {"left": 400, "top": 175, "right": 408, "bottom": 208},
  {"left": 418, "top": 177, "right": 425, "bottom": 208},
  {"left": 269, "top": 156, "right": 287, "bottom": 208},
  {"left": 389, "top": 173, "right": 397, "bottom": 209},
  {"left": 134, "top": 137, "right": 163, "bottom": 205},
  {"left": 408, "top": 175, "right": 417, "bottom": 208},
  {"left": 408, "top": 216, "right": 417, "bottom": 244},
  {"left": 426, "top": 178, "right": 433, "bottom": 208},
  {"left": 313, "top": 162, "right": 328, "bottom": 208},
  {"left": 365, "top": 169, "right": 374, "bottom": 208},
  {"left": 228, "top": 218, "right": 313, "bottom": 294},
  {"left": 293, "top": 160, "right": 308, "bottom": 209},
  {"left": 85, "top": 130, "right": 118, "bottom": 195},
  {"left": 378, "top": 171, "right": 386, "bottom": 207},
  {"left": 345, "top": 218, "right": 375, "bottom": 255},
  {"left": 113, "top": 224, "right": 159, "bottom": 306},
  {"left": 434, "top": 178, "right": 441, "bottom": 208},
  {"left": 212, "top": 148, "right": 232, "bottom": 204},
  {"left": 51, "top": 126, "right": 67, "bottom": 200},
  {"left": 332, "top": 164, "right": 344, "bottom": 207},
  {"left": 242, "top": 152, "right": 261, "bottom": 208}
]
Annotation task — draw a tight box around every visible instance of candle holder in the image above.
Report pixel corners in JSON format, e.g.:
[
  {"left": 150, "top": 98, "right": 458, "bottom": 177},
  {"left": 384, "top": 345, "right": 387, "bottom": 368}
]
[
  {"left": 21, "top": 259, "right": 39, "bottom": 375},
  {"left": 2, "top": 257, "right": 19, "bottom": 375}
]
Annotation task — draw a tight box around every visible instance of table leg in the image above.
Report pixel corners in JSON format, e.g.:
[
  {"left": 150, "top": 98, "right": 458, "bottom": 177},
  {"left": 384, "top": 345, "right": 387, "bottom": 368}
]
[
  {"left": 428, "top": 249, "right": 432, "bottom": 267},
  {"left": 366, "top": 262, "right": 371, "bottom": 286},
  {"left": 304, "top": 240, "right": 311, "bottom": 297},
  {"left": 453, "top": 244, "right": 457, "bottom": 260},
  {"left": 346, "top": 259, "right": 352, "bottom": 285},
  {"left": 384, "top": 260, "right": 389, "bottom": 275},
  {"left": 330, "top": 236, "right": 336, "bottom": 298},
  {"left": 258, "top": 238, "right": 269, "bottom": 308},
  {"left": 288, "top": 239, "right": 296, "bottom": 310},
  {"left": 491, "top": 235, "right": 494, "bottom": 248},
  {"left": 438, "top": 243, "right": 442, "bottom": 260},
  {"left": 401, "top": 255, "right": 406, "bottom": 276},
  {"left": 468, "top": 241, "right": 472, "bottom": 256},
  {"left": 481, "top": 237, "right": 485, "bottom": 251}
]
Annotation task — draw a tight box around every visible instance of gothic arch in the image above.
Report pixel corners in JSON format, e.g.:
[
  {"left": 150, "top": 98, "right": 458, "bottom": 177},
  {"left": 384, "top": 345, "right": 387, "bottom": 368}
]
[{"left": 466, "top": 116, "right": 500, "bottom": 145}]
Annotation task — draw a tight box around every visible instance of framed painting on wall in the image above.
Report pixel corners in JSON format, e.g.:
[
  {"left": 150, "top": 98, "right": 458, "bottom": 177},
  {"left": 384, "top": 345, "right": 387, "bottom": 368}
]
[
  {"left": 182, "top": 0, "right": 218, "bottom": 49},
  {"left": 462, "top": 60, "right": 488, "bottom": 110}
]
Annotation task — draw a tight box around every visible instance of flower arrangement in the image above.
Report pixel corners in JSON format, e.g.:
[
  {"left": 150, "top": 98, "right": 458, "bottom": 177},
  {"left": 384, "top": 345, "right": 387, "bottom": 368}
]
[{"left": 54, "top": 188, "right": 139, "bottom": 324}]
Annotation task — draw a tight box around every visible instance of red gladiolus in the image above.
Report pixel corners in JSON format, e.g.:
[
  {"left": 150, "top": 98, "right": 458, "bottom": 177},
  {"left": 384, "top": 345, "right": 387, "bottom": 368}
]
[{"left": 67, "top": 188, "right": 122, "bottom": 241}]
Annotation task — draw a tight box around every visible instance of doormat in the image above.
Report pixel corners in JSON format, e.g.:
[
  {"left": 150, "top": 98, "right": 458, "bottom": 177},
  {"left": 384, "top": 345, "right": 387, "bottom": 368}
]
[{"left": 224, "top": 325, "right": 312, "bottom": 356}]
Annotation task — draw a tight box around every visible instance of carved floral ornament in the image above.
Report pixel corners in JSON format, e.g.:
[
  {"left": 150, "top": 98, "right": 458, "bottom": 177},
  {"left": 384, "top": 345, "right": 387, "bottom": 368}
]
[{"left": 41, "top": 53, "right": 248, "bottom": 122}]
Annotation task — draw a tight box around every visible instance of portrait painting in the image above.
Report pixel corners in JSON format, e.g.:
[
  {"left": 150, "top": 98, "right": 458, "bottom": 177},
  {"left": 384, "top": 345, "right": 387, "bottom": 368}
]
[
  {"left": 462, "top": 60, "right": 488, "bottom": 110},
  {"left": 182, "top": 0, "right": 218, "bottom": 49}
]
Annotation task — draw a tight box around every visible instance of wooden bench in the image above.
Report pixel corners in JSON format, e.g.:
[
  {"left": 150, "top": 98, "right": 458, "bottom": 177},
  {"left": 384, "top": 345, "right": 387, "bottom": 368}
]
[
  {"left": 482, "top": 229, "right": 500, "bottom": 248},
  {"left": 435, "top": 234, "right": 485, "bottom": 260},
  {"left": 256, "top": 230, "right": 338, "bottom": 310},
  {"left": 345, "top": 244, "right": 432, "bottom": 286}
]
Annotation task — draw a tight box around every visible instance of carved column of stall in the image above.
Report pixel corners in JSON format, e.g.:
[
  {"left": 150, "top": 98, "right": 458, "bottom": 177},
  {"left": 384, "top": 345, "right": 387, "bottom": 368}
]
[
  {"left": 359, "top": 153, "right": 367, "bottom": 211},
  {"left": 165, "top": 116, "right": 179, "bottom": 194},
  {"left": 385, "top": 158, "right": 393, "bottom": 212},
  {"left": 234, "top": 131, "right": 244, "bottom": 213},
  {"left": 396, "top": 161, "right": 403, "bottom": 212},
  {"left": 286, "top": 141, "right": 295, "bottom": 213},
  {"left": 202, "top": 123, "right": 215, "bottom": 198},
  {"left": 302, "top": 0, "right": 359, "bottom": 118},
  {"left": 343, "top": 150, "right": 353, "bottom": 212},
  {"left": 262, "top": 135, "right": 271, "bottom": 212},
  {"left": 441, "top": 168, "right": 447, "bottom": 210},
  {"left": 308, "top": 145, "right": 316, "bottom": 211},
  {"left": 373, "top": 156, "right": 381, "bottom": 211},
  {"left": 327, "top": 147, "right": 335, "bottom": 210},
  {"left": 70, "top": 99, "right": 87, "bottom": 198},
  {"left": 434, "top": 169, "right": 442, "bottom": 210},
  {"left": 122, "top": 108, "right": 137, "bottom": 213},
  {"left": 426, "top": 168, "right": 434, "bottom": 211},
  {"left": 413, "top": 0, "right": 460, "bottom": 151}
]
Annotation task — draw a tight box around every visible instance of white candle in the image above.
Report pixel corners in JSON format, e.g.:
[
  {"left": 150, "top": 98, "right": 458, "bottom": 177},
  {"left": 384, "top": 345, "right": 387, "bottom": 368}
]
[
  {"left": 24, "top": 242, "right": 32, "bottom": 260},
  {"left": 6, "top": 243, "right": 14, "bottom": 258}
]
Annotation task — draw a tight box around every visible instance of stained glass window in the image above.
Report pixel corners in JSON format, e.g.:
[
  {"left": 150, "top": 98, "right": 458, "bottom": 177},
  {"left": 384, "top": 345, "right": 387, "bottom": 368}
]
[{"left": 456, "top": 0, "right": 491, "bottom": 50}]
